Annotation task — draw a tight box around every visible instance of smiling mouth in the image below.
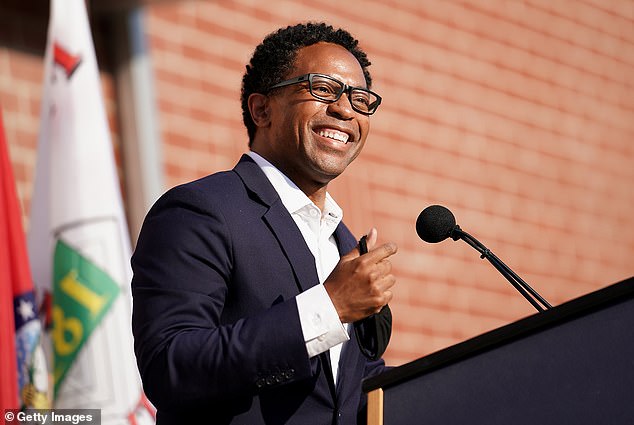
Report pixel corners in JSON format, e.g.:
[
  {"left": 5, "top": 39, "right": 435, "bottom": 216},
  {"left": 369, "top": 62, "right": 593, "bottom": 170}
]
[{"left": 316, "top": 128, "right": 350, "bottom": 144}]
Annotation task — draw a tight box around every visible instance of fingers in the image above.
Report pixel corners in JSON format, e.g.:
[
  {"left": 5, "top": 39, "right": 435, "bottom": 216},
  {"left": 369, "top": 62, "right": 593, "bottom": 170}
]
[
  {"left": 366, "top": 228, "right": 398, "bottom": 261},
  {"left": 363, "top": 257, "right": 396, "bottom": 313},
  {"left": 351, "top": 227, "right": 397, "bottom": 262},
  {"left": 327, "top": 228, "right": 397, "bottom": 322},
  {"left": 365, "top": 227, "right": 378, "bottom": 250},
  {"left": 373, "top": 290, "right": 393, "bottom": 314},
  {"left": 372, "top": 266, "right": 396, "bottom": 294},
  {"left": 363, "top": 241, "right": 398, "bottom": 265},
  {"left": 375, "top": 258, "right": 393, "bottom": 277},
  {"left": 364, "top": 279, "right": 395, "bottom": 317}
]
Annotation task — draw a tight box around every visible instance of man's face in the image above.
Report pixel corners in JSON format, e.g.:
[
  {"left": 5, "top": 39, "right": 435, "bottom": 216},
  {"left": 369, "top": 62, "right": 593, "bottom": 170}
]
[{"left": 262, "top": 42, "right": 372, "bottom": 191}]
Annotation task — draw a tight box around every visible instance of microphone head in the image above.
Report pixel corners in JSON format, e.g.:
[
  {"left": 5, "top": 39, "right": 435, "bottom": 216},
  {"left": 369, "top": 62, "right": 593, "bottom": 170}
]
[{"left": 416, "top": 205, "right": 457, "bottom": 243}]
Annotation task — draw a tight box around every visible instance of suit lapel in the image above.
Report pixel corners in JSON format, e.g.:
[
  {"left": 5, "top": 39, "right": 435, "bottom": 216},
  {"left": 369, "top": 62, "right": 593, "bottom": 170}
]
[
  {"left": 262, "top": 204, "right": 320, "bottom": 292},
  {"left": 235, "top": 155, "right": 338, "bottom": 404},
  {"left": 233, "top": 155, "right": 320, "bottom": 293},
  {"left": 236, "top": 156, "right": 363, "bottom": 401},
  {"left": 334, "top": 222, "right": 357, "bottom": 255}
]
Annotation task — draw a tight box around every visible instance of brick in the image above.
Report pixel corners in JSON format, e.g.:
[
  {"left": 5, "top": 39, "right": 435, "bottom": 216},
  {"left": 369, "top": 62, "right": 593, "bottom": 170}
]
[{"left": 2, "top": 0, "right": 632, "bottom": 369}]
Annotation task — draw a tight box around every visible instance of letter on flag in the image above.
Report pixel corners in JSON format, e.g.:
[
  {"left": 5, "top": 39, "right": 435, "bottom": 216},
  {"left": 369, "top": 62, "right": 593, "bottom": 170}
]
[{"left": 27, "top": 0, "right": 154, "bottom": 423}]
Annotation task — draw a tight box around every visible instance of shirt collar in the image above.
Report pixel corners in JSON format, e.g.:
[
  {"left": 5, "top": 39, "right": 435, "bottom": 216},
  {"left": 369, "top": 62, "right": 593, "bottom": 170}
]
[{"left": 247, "top": 151, "right": 343, "bottom": 221}]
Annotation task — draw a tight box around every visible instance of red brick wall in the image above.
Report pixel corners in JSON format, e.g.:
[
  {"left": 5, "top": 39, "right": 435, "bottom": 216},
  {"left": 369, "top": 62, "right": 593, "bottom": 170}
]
[
  {"left": 3, "top": 0, "right": 634, "bottom": 366},
  {"left": 145, "top": 0, "right": 634, "bottom": 365}
]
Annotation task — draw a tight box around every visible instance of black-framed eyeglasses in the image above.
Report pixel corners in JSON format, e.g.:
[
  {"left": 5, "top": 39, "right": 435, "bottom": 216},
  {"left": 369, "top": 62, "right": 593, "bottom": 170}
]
[{"left": 267, "top": 73, "right": 382, "bottom": 115}]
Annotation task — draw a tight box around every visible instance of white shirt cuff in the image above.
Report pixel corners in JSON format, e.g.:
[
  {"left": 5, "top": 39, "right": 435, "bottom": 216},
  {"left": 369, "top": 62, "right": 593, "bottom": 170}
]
[{"left": 296, "top": 284, "right": 349, "bottom": 358}]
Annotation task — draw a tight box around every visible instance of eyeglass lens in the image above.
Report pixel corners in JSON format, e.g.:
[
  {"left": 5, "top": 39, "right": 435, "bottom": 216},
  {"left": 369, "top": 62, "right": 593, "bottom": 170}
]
[{"left": 309, "top": 75, "right": 378, "bottom": 114}]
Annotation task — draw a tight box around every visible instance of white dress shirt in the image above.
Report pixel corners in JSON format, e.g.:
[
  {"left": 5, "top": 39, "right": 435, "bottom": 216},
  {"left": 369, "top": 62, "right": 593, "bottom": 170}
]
[{"left": 247, "top": 151, "right": 350, "bottom": 382}]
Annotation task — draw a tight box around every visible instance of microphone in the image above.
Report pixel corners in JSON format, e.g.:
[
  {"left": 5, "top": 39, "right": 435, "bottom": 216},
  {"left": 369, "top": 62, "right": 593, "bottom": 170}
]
[
  {"left": 416, "top": 205, "right": 459, "bottom": 243},
  {"left": 416, "top": 205, "right": 552, "bottom": 312}
]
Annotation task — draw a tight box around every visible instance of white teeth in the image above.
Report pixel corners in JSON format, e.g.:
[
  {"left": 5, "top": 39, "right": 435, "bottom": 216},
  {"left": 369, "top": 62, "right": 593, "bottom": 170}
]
[{"left": 317, "top": 129, "right": 349, "bottom": 143}]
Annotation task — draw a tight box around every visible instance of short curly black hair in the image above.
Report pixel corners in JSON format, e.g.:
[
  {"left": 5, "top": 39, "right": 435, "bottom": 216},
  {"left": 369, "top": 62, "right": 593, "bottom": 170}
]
[{"left": 241, "top": 22, "right": 373, "bottom": 145}]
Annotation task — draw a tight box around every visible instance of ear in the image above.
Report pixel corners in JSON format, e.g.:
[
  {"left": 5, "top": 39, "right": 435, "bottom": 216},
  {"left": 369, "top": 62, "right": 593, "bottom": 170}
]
[{"left": 248, "top": 93, "right": 271, "bottom": 128}]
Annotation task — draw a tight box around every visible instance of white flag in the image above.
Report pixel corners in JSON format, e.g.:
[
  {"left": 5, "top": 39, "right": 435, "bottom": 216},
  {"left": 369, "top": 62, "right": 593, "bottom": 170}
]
[{"left": 28, "top": 0, "right": 155, "bottom": 423}]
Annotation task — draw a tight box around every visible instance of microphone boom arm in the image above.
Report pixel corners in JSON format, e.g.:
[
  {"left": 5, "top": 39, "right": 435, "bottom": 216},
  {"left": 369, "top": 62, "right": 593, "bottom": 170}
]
[{"left": 451, "top": 226, "right": 552, "bottom": 312}]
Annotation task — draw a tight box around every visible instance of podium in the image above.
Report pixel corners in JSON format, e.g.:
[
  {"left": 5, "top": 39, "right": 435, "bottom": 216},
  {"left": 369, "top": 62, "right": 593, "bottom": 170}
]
[{"left": 363, "top": 276, "right": 634, "bottom": 425}]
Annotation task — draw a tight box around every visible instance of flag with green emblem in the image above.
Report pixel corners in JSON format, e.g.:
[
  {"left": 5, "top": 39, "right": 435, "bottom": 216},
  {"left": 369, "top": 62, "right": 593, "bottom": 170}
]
[
  {"left": 51, "top": 239, "right": 120, "bottom": 394},
  {"left": 28, "top": 0, "right": 155, "bottom": 422}
]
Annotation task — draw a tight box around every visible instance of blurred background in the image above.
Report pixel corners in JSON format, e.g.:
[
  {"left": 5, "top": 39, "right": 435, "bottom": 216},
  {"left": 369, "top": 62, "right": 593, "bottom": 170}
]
[{"left": 1, "top": 0, "right": 633, "bottom": 366}]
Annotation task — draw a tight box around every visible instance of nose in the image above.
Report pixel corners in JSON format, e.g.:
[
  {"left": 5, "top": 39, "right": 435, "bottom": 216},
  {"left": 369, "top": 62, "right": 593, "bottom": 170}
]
[{"left": 326, "top": 91, "right": 355, "bottom": 120}]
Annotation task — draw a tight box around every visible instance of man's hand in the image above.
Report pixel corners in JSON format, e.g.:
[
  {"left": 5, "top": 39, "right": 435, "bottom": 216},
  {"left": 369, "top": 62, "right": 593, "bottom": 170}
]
[{"left": 324, "top": 228, "right": 397, "bottom": 323}]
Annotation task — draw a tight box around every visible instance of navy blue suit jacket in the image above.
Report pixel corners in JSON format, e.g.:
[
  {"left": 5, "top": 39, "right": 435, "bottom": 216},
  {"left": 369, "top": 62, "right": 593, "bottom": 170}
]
[{"left": 131, "top": 155, "right": 385, "bottom": 424}]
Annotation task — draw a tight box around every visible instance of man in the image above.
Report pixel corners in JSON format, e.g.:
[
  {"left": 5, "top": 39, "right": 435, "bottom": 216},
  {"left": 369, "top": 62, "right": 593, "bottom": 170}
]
[{"left": 131, "top": 22, "right": 397, "bottom": 424}]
